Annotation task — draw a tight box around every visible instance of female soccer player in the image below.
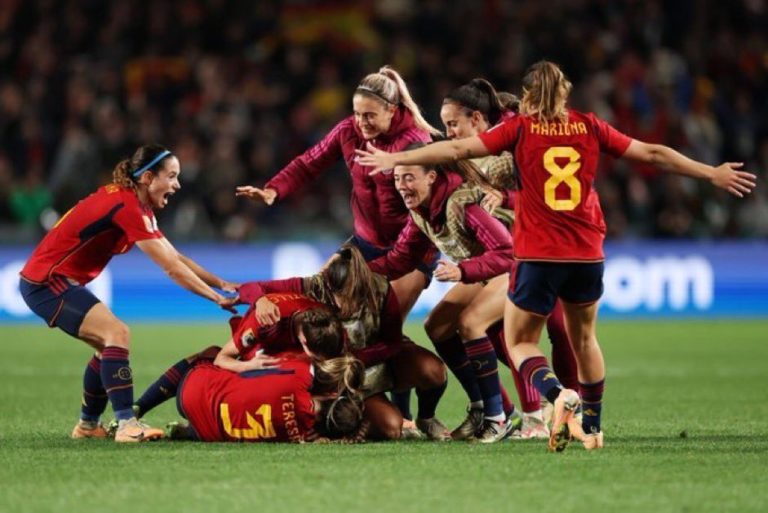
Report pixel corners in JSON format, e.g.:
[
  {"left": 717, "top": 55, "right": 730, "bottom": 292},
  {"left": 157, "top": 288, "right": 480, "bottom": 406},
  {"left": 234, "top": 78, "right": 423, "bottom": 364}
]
[
  {"left": 176, "top": 356, "right": 366, "bottom": 443},
  {"left": 236, "top": 66, "right": 440, "bottom": 317},
  {"left": 441, "top": 78, "right": 579, "bottom": 439},
  {"left": 357, "top": 60, "right": 756, "bottom": 451},
  {"left": 366, "top": 153, "right": 518, "bottom": 443},
  {"left": 237, "top": 66, "right": 440, "bottom": 421},
  {"left": 139, "top": 351, "right": 366, "bottom": 443},
  {"left": 237, "top": 245, "right": 450, "bottom": 441},
  {"left": 19, "top": 144, "right": 238, "bottom": 442}
]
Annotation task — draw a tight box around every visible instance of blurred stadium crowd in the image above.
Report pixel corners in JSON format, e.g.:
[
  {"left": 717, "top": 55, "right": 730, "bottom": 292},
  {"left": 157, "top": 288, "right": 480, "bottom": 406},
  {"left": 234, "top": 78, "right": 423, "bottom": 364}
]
[{"left": 1, "top": 0, "right": 766, "bottom": 242}]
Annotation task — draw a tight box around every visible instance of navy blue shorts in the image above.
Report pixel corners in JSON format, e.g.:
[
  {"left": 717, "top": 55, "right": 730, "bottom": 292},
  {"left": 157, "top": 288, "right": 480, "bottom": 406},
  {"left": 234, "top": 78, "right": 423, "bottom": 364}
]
[
  {"left": 19, "top": 276, "right": 101, "bottom": 337},
  {"left": 510, "top": 261, "right": 604, "bottom": 316},
  {"left": 346, "top": 234, "right": 439, "bottom": 281}
]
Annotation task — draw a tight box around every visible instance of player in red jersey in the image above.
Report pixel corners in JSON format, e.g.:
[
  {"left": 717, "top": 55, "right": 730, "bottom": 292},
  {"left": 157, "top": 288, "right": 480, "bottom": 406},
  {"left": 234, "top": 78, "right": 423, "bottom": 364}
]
[
  {"left": 131, "top": 303, "right": 346, "bottom": 419},
  {"left": 237, "top": 245, "right": 450, "bottom": 441},
  {"left": 214, "top": 293, "right": 345, "bottom": 371},
  {"left": 135, "top": 353, "right": 365, "bottom": 444},
  {"left": 19, "top": 144, "right": 238, "bottom": 443},
  {"left": 441, "top": 78, "right": 578, "bottom": 440},
  {"left": 357, "top": 60, "right": 756, "bottom": 451},
  {"left": 177, "top": 357, "right": 365, "bottom": 443}
]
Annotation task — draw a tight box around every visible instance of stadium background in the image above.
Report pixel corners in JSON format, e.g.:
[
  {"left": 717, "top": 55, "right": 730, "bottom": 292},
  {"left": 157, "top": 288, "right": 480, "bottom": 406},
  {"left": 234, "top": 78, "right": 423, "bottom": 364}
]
[
  {"left": 0, "top": 0, "right": 766, "bottom": 321},
  {"left": 1, "top": 3, "right": 766, "bottom": 513}
]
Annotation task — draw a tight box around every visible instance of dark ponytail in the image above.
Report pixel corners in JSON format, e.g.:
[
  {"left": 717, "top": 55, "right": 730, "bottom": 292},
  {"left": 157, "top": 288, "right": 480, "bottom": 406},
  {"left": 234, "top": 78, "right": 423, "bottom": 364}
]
[
  {"left": 444, "top": 78, "right": 519, "bottom": 125},
  {"left": 112, "top": 144, "right": 173, "bottom": 190}
]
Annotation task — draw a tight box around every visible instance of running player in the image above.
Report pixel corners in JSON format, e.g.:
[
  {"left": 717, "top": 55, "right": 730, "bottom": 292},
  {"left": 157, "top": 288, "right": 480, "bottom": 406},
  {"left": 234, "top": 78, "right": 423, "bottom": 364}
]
[
  {"left": 19, "top": 144, "right": 237, "bottom": 442},
  {"left": 356, "top": 60, "right": 756, "bottom": 451}
]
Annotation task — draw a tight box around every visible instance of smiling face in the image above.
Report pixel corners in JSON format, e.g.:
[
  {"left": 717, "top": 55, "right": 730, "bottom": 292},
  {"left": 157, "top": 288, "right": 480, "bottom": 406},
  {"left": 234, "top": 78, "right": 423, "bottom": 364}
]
[
  {"left": 394, "top": 164, "right": 437, "bottom": 210},
  {"left": 140, "top": 156, "right": 181, "bottom": 210},
  {"left": 352, "top": 94, "right": 396, "bottom": 140},
  {"left": 440, "top": 102, "right": 488, "bottom": 139}
]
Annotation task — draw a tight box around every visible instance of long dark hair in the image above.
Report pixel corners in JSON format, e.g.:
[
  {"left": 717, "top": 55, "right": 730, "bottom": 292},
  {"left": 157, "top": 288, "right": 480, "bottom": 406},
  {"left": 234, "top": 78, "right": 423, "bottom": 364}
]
[
  {"left": 322, "top": 244, "right": 378, "bottom": 319},
  {"left": 443, "top": 78, "right": 519, "bottom": 126}
]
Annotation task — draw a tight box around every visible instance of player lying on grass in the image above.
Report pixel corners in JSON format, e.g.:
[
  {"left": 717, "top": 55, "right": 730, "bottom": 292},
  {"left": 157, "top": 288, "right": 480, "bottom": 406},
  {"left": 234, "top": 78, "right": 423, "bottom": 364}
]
[
  {"left": 237, "top": 245, "right": 451, "bottom": 441},
  {"left": 134, "top": 347, "right": 366, "bottom": 443}
]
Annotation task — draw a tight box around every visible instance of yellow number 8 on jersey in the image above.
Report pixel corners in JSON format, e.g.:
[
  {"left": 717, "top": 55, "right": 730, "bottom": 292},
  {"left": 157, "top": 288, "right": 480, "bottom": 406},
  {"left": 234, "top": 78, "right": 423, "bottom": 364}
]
[{"left": 543, "top": 146, "right": 582, "bottom": 211}]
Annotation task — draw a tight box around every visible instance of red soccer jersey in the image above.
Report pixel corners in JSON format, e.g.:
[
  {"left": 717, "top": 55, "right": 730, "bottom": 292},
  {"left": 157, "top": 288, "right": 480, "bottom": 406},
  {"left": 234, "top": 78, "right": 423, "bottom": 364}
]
[
  {"left": 478, "top": 111, "right": 632, "bottom": 261},
  {"left": 21, "top": 184, "right": 163, "bottom": 284},
  {"left": 179, "top": 360, "right": 315, "bottom": 443},
  {"left": 232, "top": 293, "right": 328, "bottom": 360}
]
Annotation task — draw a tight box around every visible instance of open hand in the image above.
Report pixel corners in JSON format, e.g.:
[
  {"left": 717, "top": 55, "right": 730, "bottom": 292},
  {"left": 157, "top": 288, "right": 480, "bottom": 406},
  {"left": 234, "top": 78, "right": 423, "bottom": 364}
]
[
  {"left": 355, "top": 143, "right": 397, "bottom": 176},
  {"left": 255, "top": 297, "right": 280, "bottom": 325},
  {"left": 710, "top": 163, "right": 757, "bottom": 198},
  {"left": 235, "top": 185, "right": 277, "bottom": 205}
]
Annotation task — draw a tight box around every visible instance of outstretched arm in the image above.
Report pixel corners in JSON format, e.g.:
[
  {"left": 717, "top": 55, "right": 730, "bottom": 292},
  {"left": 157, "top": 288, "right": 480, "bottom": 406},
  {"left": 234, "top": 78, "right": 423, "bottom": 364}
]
[
  {"left": 622, "top": 140, "right": 757, "bottom": 197},
  {"left": 163, "top": 241, "right": 239, "bottom": 292},
  {"left": 356, "top": 137, "right": 490, "bottom": 175},
  {"left": 137, "top": 238, "right": 235, "bottom": 311},
  {"left": 237, "top": 120, "right": 346, "bottom": 203}
]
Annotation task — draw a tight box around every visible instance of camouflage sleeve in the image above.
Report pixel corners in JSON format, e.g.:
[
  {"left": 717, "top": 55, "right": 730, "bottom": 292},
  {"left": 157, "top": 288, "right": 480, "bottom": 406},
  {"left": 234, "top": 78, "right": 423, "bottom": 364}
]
[{"left": 484, "top": 152, "right": 517, "bottom": 191}]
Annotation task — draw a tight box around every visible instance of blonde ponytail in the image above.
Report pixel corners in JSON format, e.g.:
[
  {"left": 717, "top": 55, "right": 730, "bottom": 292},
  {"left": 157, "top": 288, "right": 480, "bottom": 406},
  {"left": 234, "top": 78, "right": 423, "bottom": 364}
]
[
  {"left": 357, "top": 66, "right": 442, "bottom": 137},
  {"left": 520, "top": 61, "right": 572, "bottom": 124}
]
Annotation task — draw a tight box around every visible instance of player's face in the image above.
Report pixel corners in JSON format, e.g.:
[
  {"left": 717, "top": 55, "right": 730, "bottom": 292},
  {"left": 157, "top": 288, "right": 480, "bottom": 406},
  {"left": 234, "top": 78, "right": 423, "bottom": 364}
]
[
  {"left": 147, "top": 157, "right": 181, "bottom": 210},
  {"left": 394, "top": 165, "right": 436, "bottom": 209},
  {"left": 353, "top": 94, "right": 396, "bottom": 140},
  {"left": 440, "top": 103, "right": 486, "bottom": 139}
]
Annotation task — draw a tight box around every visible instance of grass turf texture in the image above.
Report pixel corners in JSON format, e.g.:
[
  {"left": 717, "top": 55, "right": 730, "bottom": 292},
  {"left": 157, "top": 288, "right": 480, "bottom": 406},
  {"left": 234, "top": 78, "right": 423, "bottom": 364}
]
[{"left": 0, "top": 320, "right": 766, "bottom": 513}]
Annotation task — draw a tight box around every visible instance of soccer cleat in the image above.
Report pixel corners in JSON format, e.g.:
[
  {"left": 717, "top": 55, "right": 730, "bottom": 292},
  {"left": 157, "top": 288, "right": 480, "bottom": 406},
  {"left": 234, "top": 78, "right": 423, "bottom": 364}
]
[
  {"left": 472, "top": 417, "right": 516, "bottom": 444},
  {"left": 71, "top": 420, "right": 109, "bottom": 439},
  {"left": 511, "top": 412, "right": 550, "bottom": 440},
  {"left": 507, "top": 409, "right": 523, "bottom": 436},
  {"left": 415, "top": 417, "right": 452, "bottom": 442},
  {"left": 114, "top": 417, "right": 164, "bottom": 443},
  {"left": 451, "top": 407, "right": 484, "bottom": 441},
  {"left": 582, "top": 431, "right": 604, "bottom": 450},
  {"left": 541, "top": 399, "right": 554, "bottom": 425},
  {"left": 400, "top": 418, "right": 425, "bottom": 440},
  {"left": 165, "top": 421, "right": 193, "bottom": 441},
  {"left": 548, "top": 389, "right": 580, "bottom": 453}
]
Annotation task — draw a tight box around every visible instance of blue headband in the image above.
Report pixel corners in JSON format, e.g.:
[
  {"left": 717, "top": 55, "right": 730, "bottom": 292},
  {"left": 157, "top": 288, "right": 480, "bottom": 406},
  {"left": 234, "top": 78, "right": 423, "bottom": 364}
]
[{"left": 132, "top": 150, "right": 172, "bottom": 178}]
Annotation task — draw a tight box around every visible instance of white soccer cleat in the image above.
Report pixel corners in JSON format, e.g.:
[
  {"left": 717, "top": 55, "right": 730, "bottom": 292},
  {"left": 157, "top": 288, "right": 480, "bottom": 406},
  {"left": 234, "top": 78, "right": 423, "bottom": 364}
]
[{"left": 510, "top": 413, "right": 550, "bottom": 440}]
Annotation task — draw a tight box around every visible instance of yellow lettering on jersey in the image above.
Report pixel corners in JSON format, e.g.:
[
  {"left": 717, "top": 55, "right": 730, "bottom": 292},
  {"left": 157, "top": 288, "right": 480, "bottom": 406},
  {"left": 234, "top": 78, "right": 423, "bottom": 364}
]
[
  {"left": 531, "top": 122, "right": 540, "bottom": 135},
  {"left": 543, "top": 146, "right": 582, "bottom": 211},
  {"left": 105, "top": 184, "right": 120, "bottom": 194},
  {"left": 220, "top": 403, "right": 276, "bottom": 440}
]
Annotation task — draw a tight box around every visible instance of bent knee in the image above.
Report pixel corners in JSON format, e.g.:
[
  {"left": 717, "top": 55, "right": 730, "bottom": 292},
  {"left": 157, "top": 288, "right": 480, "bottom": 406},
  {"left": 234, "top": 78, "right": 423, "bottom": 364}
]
[{"left": 105, "top": 321, "right": 131, "bottom": 348}]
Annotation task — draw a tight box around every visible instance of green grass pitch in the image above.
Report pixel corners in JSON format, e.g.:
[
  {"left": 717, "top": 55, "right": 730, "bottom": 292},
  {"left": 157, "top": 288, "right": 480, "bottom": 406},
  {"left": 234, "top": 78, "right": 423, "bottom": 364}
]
[{"left": 1, "top": 319, "right": 767, "bottom": 513}]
